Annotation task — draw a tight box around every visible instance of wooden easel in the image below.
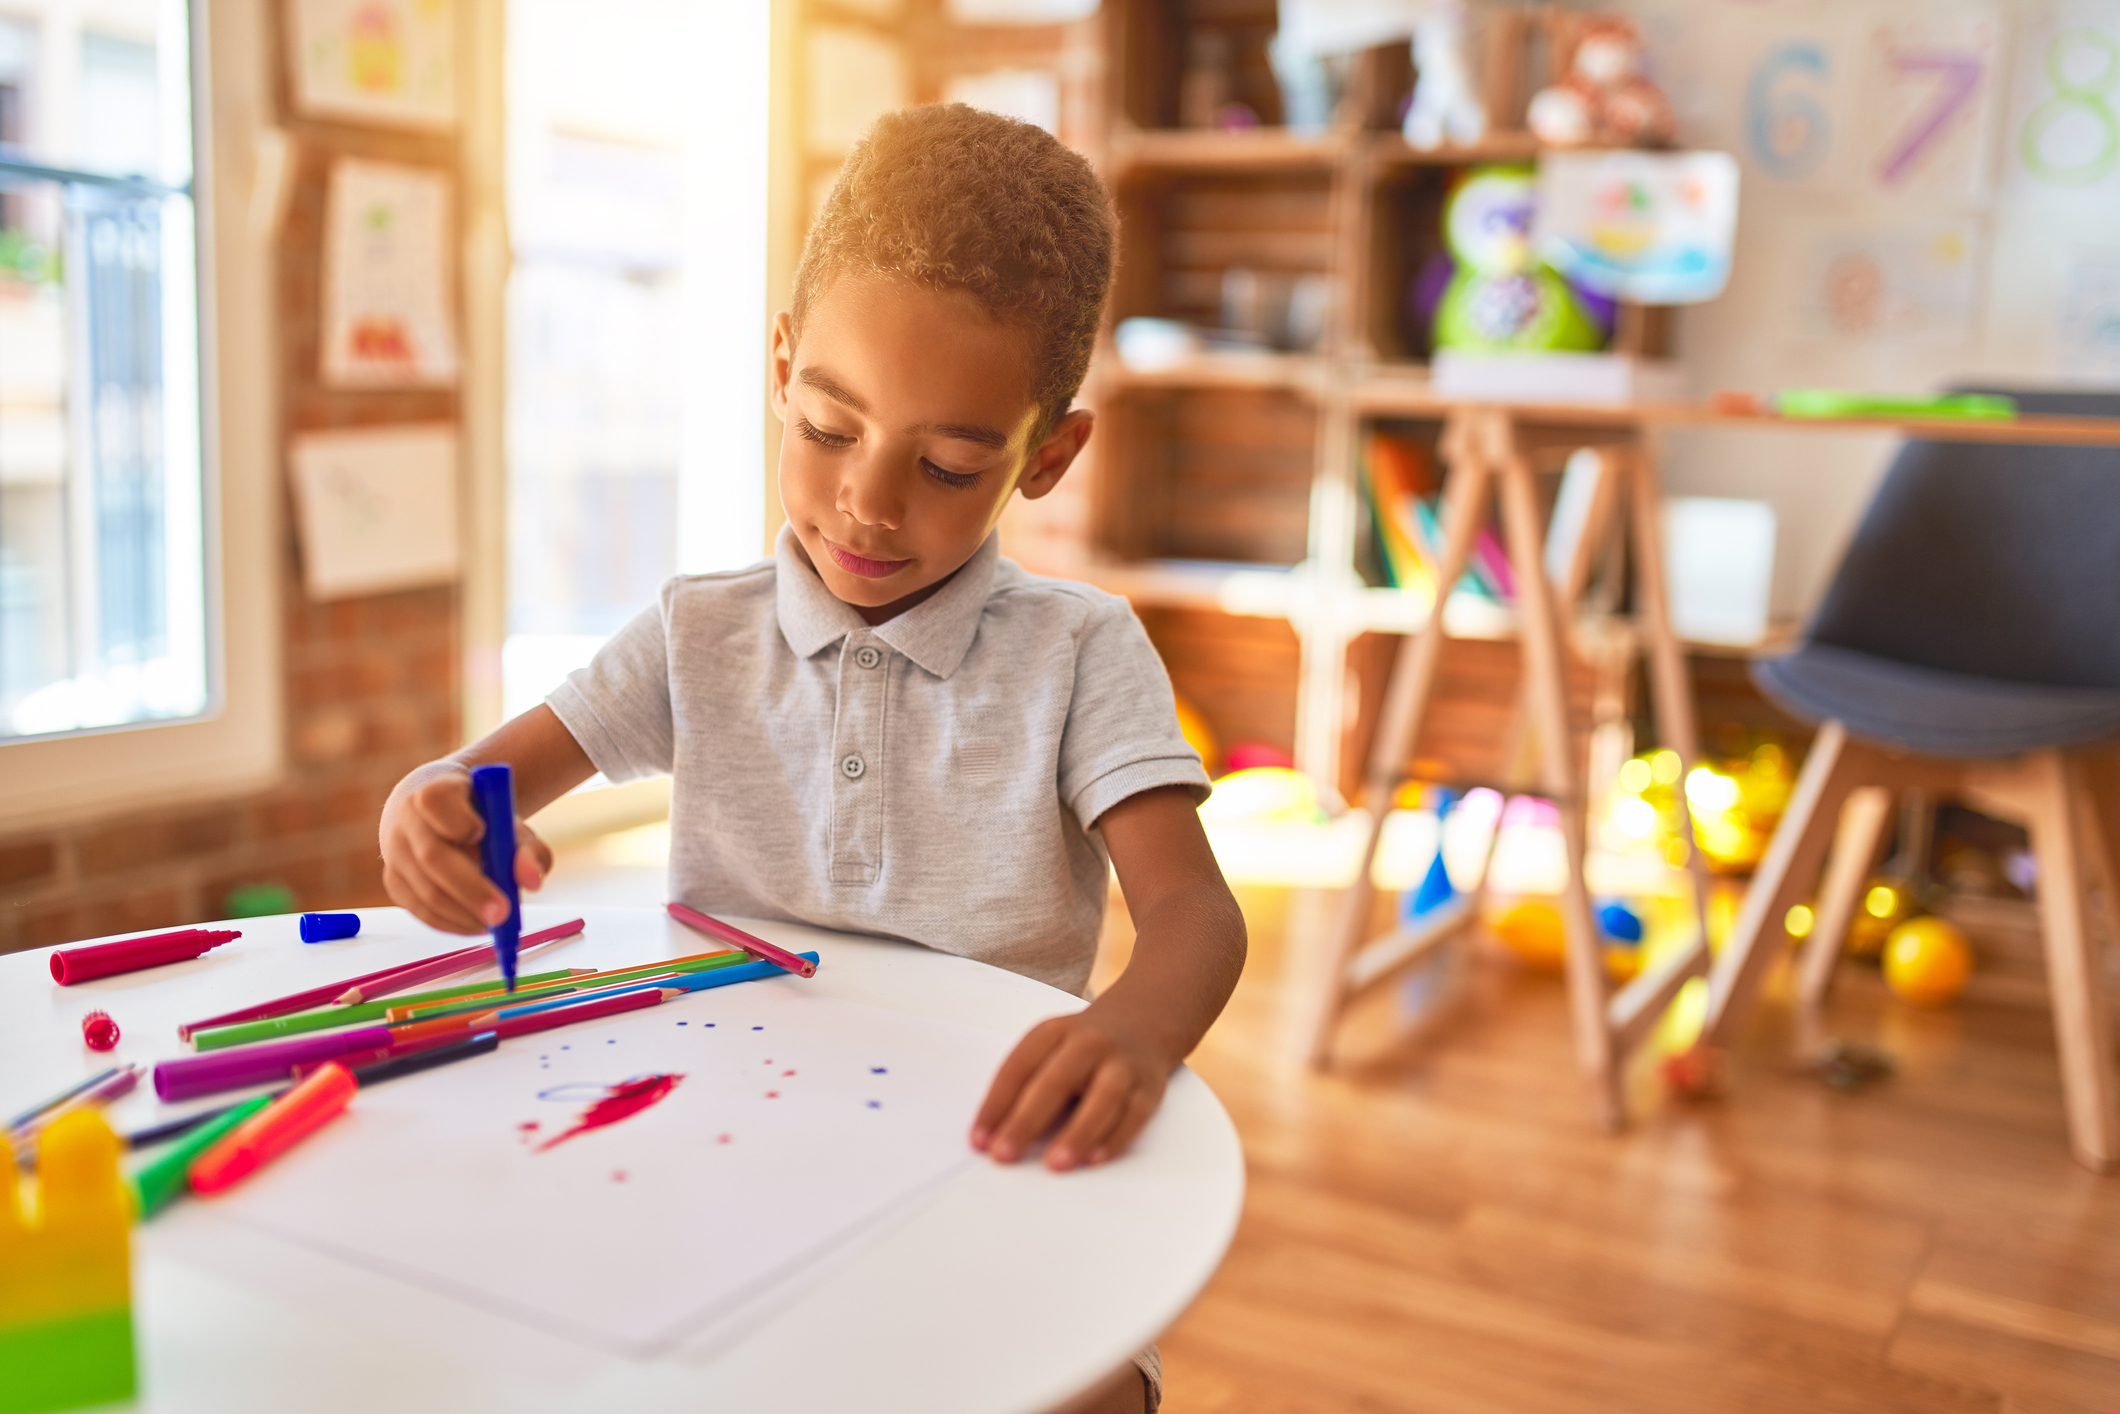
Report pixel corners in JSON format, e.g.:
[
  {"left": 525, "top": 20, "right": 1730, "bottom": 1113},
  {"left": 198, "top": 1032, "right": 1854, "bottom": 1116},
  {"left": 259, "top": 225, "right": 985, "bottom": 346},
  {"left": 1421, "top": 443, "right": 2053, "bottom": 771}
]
[{"left": 1303, "top": 405, "right": 1716, "bottom": 1130}]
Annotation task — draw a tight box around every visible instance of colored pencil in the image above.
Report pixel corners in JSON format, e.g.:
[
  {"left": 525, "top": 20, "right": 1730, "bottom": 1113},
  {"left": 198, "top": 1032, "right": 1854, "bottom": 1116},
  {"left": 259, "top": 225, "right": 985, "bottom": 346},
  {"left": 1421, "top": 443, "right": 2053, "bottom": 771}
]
[
  {"left": 6, "top": 1066, "right": 123, "bottom": 1130},
  {"left": 333, "top": 917, "right": 585, "bottom": 1005},
  {"left": 131, "top": 1095, "right": 272, "bottom": 1216},
  {"left": 50, "top": 928, "right": 242, "bottom": 985},
  {"left": 189, "top": 967, "right": 591, "bottom": 1051},
  {"left": 384, "top": 949, "right": 748, "bottom": 1023},
  {"left": 177, "top": 946, "right": 491, "bottom": 1039},
  {"left": 190, "top": 1062, "right": 357, "bottom": 1195},
  {"left": 488, "top": 953, "right": 820, "bottom": 1023},
  {"left": 10, "top": 1066, "right": 142, "bottom": 1162},
  {"left": 486, "top": 987, "right": 666, "bottom": 1040},
  {"left": 666, "top": 902, "right": 818, "bottom": 978}
]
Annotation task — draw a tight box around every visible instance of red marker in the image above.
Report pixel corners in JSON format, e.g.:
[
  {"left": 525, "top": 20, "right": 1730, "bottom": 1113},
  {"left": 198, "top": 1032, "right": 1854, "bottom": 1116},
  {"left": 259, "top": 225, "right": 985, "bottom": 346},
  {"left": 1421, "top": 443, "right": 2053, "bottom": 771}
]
[
  {"left": 665, "top": 902, "right": 817, "bottom": 978},
  {"left": 190, "top": 1061, "right": 356, "bottom": 1195}
]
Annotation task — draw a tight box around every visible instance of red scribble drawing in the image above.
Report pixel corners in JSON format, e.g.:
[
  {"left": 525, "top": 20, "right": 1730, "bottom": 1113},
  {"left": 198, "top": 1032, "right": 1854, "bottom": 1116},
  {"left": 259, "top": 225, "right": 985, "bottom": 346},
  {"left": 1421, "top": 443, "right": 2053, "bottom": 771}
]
[{"left": 536, "top": 1073, "right": 684, "bottom": 1152}]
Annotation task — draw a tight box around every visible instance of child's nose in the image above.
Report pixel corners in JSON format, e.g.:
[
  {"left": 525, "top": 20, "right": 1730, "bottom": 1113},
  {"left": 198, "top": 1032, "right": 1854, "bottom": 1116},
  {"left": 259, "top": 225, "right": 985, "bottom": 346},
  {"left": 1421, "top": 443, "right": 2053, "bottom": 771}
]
[{"left": 837, "top": 454, "right": 906, "bottom": 530}]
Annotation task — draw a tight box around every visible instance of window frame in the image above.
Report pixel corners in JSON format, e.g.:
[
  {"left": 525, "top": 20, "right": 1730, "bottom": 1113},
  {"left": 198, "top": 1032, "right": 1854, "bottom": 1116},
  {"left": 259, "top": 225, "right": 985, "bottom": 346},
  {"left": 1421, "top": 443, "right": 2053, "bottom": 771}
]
[{"left": 0, "top": 0, "right": 281, "bottom": 830}]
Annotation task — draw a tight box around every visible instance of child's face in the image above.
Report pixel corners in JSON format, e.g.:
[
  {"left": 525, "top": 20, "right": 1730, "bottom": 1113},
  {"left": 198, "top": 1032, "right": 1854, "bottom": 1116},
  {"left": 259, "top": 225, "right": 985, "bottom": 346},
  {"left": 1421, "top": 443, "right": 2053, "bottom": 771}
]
[{"left": 769, "top": 271, "right": 1092, "bottom": 623}]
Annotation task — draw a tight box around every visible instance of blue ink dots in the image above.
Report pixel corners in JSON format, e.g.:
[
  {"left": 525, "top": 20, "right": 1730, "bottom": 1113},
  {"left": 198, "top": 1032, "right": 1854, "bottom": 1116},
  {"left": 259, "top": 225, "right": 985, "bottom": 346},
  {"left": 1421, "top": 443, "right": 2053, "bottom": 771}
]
[
  {"left": 705, "top": 1023, "right": 716, "bottom": 1028},
  {"left": 677, "top": 1021, "right": 688, "bottom": 1026},
  {"left": 752, "top": 1026, "right": 763, "bottom": 1031},
  {"left": 867, "top": 1100, "right": 881, "bottom": 1109},
  {"left": 607, "top": 1038, "right": 616, "bottom": 1044},
  {"left": 870, "top": 1067, "right": 887, "bottom": 1074}
]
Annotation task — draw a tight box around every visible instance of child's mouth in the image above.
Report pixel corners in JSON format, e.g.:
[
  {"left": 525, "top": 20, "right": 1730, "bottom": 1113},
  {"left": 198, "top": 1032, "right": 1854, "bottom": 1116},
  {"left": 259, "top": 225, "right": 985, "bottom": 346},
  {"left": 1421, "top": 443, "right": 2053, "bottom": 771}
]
[{"left": 824, "top": 538, "right": 911, "bottom": 579}]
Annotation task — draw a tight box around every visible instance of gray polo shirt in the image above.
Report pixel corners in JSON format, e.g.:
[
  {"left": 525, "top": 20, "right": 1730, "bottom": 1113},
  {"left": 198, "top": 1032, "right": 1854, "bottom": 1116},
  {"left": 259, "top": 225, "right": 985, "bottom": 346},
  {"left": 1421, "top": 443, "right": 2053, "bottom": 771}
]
[{"left": 547, "top": 527, "right": 1210, "bottom": 995}]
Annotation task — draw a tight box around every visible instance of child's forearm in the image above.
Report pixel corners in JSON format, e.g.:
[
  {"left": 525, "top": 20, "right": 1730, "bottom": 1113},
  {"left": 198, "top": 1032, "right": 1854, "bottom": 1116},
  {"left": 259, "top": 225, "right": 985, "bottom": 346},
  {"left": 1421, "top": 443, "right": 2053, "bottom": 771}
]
[
  {"left": 387, "top": 705, "right": 596, "bottom": 820},
  {"left": 1089, "top": 879, "right": 1246, "bottom": 1069},
  {"left": 1091, "top": 786, "right": 1248, "bottom": 1069}
]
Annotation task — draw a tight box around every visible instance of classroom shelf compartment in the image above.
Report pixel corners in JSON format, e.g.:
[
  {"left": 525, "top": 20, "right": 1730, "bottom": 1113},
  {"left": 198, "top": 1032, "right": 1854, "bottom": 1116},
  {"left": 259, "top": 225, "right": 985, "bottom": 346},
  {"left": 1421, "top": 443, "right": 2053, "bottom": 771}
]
[{"left": 1092, "top": 383, "right": 1318, "bottom": 569}]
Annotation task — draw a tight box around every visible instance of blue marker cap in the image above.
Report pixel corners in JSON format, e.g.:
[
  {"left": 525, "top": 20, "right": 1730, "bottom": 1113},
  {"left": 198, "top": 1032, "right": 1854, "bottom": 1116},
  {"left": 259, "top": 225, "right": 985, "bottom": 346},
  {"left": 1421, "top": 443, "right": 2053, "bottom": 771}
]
[
  {"left": 298, "top": 912, "right": 361, "bottom": 943},
  {"left": 468, "top": 764, "right": 522, "bottom": 992}
]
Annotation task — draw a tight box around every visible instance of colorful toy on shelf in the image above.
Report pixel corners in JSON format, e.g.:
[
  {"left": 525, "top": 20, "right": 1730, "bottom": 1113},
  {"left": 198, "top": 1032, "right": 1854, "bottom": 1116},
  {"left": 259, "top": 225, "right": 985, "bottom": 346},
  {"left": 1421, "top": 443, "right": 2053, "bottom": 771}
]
[
  {"left": 1594, "top": 899, "right": 1645, "bottom": 981},
  {"left": 1172, "top": 692, "right": 1219, "bottom": 775},
  {"left": 1403, "top": 0, "right": 1486, "bottom": 150},
  {"left": 1884, "top": 916, "right": 1973, "bottom": 1006},
  {"left": 1491, "top": 898, "right": 1567, "bottom": 969},
  {"left": 0, "top": 1110, "right": 137, "bottom": 1414},
  {"left": 1399, "top": 788, "right": 1460, "bottom": 924},
  {"left": 1433, "top": 166, "right": 1604, "bottom": 354},
  {"left": 1526, "top": 15, "right": 1676, "bottom": 149}
]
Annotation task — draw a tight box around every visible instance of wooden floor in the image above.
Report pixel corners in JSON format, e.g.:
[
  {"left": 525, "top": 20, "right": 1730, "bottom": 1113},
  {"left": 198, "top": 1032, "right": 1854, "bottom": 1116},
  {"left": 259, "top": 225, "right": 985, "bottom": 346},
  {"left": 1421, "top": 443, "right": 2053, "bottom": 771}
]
[{"left": 1097, "top": 886, "right": 2120, "bottom": 1414}]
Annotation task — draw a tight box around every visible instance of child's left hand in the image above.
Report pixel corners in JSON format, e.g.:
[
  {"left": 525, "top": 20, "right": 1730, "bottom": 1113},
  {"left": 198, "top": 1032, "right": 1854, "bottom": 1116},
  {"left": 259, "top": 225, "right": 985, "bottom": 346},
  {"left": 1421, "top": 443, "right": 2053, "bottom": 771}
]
[{"left": 970, "top": 1005, "right": 1174, "bottom": 1171}]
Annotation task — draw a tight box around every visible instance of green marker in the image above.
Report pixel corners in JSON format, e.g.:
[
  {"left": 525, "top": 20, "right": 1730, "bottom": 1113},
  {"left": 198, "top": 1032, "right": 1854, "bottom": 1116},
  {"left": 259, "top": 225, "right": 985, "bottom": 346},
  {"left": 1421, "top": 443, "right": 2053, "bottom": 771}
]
[{"left": 129, "top": 1095, "right": 272, "bottom": 1217}]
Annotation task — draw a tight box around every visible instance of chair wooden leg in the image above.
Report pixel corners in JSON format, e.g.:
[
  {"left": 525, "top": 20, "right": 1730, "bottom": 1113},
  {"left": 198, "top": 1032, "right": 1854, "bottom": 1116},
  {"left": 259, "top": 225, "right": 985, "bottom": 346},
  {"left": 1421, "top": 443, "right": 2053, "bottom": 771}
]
[
  {"left": 1702, "top": 721, "right": 1870, "bottom": 1048},
  {"left": 1793, "top": 785, "right": 1896, "bottom": 1044},
  {"left": 2023, "top": 751, "right": 2120, "bottom": 1173}
]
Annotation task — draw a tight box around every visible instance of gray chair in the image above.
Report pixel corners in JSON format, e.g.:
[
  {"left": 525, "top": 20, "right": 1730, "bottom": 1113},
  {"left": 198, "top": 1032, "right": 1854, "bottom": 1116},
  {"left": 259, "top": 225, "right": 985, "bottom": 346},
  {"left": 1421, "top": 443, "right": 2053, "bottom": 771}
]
[{"left": 1695, "top": 389, "right": 2120, "bottom": 1172}]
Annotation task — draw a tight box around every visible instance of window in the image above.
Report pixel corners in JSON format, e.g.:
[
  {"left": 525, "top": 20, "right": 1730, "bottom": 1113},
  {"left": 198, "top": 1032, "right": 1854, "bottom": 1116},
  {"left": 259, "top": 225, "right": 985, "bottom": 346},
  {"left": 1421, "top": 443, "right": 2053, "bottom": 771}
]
[
  {"left": 0, "top": 3, "right": 206, "bottom": 740},
  {"left": 500, "top": 0, "right": 768, "bottom": 722},
  {"left": 3, "top": 0, "right": 279, "bottom": 827}
]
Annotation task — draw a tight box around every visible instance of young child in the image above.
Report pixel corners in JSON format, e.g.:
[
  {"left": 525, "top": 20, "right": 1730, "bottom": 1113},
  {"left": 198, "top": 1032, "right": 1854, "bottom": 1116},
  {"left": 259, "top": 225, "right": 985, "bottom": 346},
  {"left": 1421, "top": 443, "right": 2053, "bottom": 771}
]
[{"left": 379, "top": 104, "right": 1244, "bottom": 1411}]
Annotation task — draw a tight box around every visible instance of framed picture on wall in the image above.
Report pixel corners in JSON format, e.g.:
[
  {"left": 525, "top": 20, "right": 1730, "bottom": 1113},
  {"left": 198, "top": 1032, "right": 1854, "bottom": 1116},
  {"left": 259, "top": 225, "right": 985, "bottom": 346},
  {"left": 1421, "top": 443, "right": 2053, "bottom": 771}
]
[{"left": 287, "top": 0, "right": 459, "bottom": 130}]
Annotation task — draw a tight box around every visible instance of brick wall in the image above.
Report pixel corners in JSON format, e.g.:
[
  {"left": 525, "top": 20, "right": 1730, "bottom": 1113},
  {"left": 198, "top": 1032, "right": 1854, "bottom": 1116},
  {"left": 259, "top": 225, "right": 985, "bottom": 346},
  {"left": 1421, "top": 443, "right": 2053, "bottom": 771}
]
[{"left": 0, "top": 14, "right": 464, "bottom": 954}]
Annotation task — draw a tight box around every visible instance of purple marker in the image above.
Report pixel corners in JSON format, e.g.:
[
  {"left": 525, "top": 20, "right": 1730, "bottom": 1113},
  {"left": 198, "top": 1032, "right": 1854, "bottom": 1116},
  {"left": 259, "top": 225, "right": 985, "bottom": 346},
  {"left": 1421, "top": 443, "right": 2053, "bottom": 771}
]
[{"left": 154, "top": 1027, "right": 394, "bottom": 1102}]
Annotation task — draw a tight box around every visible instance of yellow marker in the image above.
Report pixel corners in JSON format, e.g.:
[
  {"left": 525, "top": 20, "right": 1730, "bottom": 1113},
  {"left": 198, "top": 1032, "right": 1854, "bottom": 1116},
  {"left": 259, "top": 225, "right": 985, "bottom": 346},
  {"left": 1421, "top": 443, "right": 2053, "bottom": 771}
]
[{"left": 0, "top": 1109, "right": 137, "bottom": 1414}]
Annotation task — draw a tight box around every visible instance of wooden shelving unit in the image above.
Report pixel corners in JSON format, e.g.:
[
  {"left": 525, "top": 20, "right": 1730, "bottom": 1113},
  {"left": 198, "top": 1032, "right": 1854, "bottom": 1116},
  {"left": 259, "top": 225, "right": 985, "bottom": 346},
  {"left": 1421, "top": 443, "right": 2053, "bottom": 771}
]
[{"left": 1082, "top": 0, "right": 1593, "bottom": 801}]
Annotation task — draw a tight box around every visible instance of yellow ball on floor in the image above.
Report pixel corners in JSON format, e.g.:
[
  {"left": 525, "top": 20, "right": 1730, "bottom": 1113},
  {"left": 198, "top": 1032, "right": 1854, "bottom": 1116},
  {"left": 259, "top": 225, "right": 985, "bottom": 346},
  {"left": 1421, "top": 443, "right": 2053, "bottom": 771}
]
[
  {"left": 1883, "top": 916, "right": 1973, "bottom": 1007},
  {"left": 1492, "top": 900, "right": 1567, "bottom": 970}
]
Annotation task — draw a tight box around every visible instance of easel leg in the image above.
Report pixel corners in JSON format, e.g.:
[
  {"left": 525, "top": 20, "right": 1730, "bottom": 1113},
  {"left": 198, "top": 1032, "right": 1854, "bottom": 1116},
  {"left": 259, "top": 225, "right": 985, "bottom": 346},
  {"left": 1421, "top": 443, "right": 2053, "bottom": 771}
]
[
  {"left": 1304, "top": 418, "right": 1495, "bottom": 1068},
  {"left": 1492, "top": 419, "right": 1616, "bottom": 1127},
  {"left": 2028, "top": 752, "right": 2120, "bottom": 1172}
]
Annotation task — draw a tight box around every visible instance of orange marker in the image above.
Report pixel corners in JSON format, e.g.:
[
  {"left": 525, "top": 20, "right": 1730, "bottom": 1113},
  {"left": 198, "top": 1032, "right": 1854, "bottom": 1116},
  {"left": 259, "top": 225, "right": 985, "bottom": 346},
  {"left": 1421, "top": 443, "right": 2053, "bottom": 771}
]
[{"left": 189, "top": 1061, "right": 356, "bottom": 1195}]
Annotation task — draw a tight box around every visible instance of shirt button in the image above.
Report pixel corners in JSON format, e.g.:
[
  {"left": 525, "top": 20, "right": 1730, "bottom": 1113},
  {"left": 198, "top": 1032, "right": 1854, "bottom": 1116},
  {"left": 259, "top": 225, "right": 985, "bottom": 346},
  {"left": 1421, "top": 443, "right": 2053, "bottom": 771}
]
[
  {"left": 841, "top": 753, "right": 866, "bottom": 780},
  {"left": 854, "top": 646, "right": 882, "bottom": 670}
]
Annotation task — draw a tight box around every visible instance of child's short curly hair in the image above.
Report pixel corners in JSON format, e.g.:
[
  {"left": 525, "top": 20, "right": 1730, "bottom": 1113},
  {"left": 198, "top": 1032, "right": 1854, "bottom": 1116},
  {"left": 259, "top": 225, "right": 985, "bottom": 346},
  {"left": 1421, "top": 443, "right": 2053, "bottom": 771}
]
[{"left": 791, "top": 104, "right": 1116, "bottom": 438}]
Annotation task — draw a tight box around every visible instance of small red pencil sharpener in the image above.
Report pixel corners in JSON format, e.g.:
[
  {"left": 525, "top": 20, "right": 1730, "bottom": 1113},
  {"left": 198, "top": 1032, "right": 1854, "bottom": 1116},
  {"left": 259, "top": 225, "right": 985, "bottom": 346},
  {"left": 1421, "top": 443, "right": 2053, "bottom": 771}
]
[{"left": 81, "top": 1010, "right": 120, "bottom": 1051}]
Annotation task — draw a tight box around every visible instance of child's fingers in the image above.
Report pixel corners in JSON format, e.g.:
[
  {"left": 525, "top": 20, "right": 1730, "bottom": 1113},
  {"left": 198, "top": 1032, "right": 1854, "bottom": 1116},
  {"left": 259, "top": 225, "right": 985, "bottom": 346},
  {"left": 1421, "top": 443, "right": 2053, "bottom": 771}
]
[
  {"left": 517, "top": 824, "right": 554, "bottom": 889},
  {"left": 1087, "top": 1092, "right": 1161, "bottom": 1166},
  {"left": 407, "top": 827, "right": 511, "bottom": 925},
  {"left": 410, "top": 774, "right": 485, "bottom": 844},
  {"left": 1045, "top": 1058, "right": 1134, "bottom": 1171},
  {"left": 970, "top": 1019, "right": 1069, "bottom": 1149},
  {"left": 383, "top": 863, "right": 488, "bottom": 935},
  {"left": 987, "top": 1035, "right": 1101, "bottom": 1162}
]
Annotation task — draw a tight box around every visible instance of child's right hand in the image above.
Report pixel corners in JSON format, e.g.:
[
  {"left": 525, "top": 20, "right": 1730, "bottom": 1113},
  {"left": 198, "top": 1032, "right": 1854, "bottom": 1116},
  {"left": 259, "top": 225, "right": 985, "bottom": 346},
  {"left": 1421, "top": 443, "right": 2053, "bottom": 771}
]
[{"left": 379, "top": 764, "right": 552, "bottom": 934}]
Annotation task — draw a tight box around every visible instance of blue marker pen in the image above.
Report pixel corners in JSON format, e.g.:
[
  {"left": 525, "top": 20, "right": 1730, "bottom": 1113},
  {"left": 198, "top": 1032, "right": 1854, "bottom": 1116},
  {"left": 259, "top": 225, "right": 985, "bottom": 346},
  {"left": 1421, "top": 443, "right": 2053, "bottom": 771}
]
[{"left": 468, "top": 764, "right": 521, "bottom": 991}]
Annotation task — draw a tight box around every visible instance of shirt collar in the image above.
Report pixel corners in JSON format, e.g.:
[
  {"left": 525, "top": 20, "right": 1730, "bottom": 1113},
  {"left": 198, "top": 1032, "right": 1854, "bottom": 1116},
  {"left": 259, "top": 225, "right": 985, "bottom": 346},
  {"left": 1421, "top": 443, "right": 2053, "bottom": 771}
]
[{"left": 774, "top": 525, "right": 1000, "bottom": 679}]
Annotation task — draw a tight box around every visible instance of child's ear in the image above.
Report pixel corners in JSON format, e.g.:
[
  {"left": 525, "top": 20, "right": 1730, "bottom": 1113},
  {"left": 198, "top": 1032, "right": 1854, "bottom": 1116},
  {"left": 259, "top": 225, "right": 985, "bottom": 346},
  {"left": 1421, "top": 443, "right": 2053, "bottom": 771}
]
[
  {"left": 768, "top": 312, "right": 795, "bottom": 420},
  {"left": 1017, "top": 408, "right": 1094, "bottom": 502}
]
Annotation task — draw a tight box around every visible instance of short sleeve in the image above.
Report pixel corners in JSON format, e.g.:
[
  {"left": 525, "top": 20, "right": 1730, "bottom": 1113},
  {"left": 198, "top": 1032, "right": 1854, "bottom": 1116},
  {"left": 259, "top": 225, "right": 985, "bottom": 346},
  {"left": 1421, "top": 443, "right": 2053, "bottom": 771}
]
[
  {"left": 545, "top": 595, "right": 676, "bottom": 782},
  {"left": 1057, "top": 596, "right": 1212, "bottom": 830}
]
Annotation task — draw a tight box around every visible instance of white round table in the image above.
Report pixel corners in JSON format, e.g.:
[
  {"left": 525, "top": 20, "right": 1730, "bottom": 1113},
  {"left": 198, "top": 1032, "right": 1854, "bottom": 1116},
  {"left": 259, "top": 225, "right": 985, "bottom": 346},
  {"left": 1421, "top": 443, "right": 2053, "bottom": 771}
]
[{"left": 0, "top": 905, "right": 1244, "bottom": 1414}]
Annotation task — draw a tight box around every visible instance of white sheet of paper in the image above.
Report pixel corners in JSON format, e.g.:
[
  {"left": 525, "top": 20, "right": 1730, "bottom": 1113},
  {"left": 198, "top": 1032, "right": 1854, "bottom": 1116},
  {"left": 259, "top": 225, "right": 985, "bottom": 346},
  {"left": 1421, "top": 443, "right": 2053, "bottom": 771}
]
[
  {"left": 287, "top": 0, "right": 458, "bottom": 129},
  {"left": 203, "top": 984, "right": 1015, "bottom": 1354},
  {"left": 321, "top": 159, "right": 459, "bottom": 387},
  {"left": 289, "top": 423, "right": 461, "bottom": 599}
]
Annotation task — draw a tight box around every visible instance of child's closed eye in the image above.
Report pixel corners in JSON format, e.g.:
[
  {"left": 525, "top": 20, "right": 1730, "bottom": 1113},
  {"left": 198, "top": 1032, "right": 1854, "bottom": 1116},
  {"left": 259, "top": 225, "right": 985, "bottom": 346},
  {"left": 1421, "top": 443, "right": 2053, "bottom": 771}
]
[
  {"left": 795, "top": 417, "right": 855, "bottom": 449},
  {"left": 921, "top": 459, "right": 981, "bottom": 490}
]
